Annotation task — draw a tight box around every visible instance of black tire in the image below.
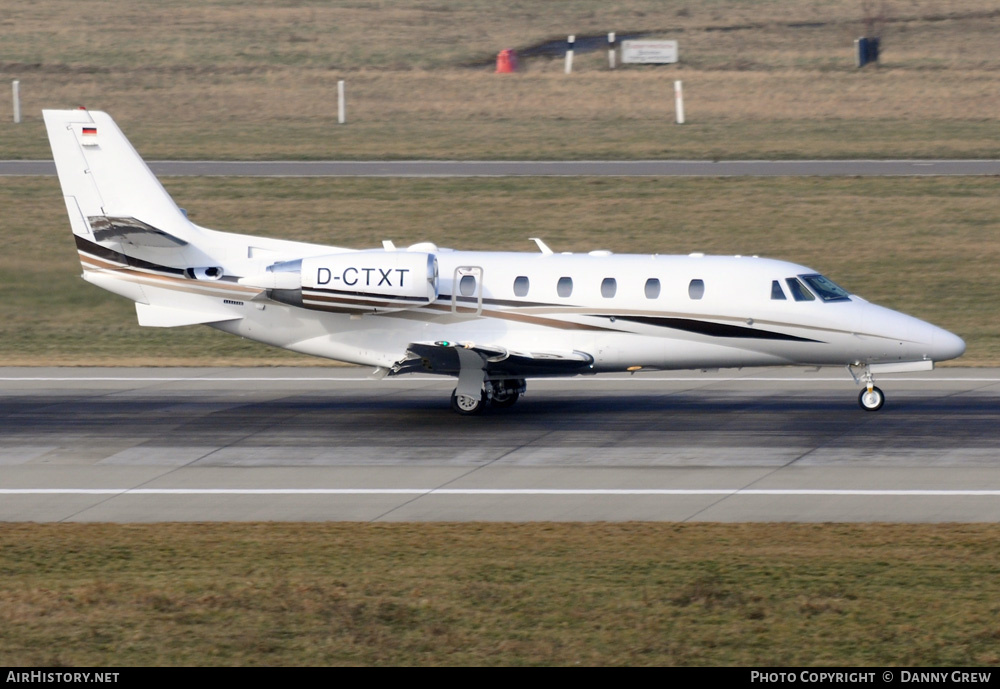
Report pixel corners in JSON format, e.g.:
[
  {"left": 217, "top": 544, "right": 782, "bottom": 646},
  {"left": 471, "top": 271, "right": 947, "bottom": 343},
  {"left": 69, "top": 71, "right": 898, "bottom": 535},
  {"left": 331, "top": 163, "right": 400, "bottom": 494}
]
[
  {"left": 858, "top": 386, "right": 885, "bottom": 411},
  {"left": 451, "top": 388, "right": 487, "bottom": 415},
  {"left": 490, "top": 381, "right": 521, "bottom": 408}
]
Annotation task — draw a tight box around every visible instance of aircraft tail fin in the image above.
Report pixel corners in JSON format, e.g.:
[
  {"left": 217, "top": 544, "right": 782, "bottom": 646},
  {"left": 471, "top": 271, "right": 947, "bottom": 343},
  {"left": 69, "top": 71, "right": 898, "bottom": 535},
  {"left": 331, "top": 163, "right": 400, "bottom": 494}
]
[
  {"left": 43, "top": 109, "right": 247, "bottom": 326},
  {"left": 43, "top": 109, "right": 211, "bottom": 270}
]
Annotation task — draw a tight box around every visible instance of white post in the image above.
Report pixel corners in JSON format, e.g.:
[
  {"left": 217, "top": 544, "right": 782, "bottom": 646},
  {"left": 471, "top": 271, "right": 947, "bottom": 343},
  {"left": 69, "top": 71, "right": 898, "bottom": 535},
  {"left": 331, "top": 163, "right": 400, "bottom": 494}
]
[
  {"left": 608, "top": 33, "right": 616, "bottom": 69},
  {"left": 565, "top": 35, "right": 575, "bottom": 74},
  {"left": 337, "top": 80, "right": 345, "bottom": 124},
  {"left": 12, "top": 80, "right": 20, "bottom": 124},
  {"left": 674, "top": 80, "right": 685, "bottom": 124}
]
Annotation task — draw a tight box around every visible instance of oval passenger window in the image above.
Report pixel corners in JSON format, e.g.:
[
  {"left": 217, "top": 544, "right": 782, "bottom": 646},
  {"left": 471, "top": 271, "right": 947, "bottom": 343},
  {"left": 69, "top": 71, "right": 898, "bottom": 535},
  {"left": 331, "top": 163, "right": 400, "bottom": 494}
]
[
  {"left": 644, "top": 278, "right": 660, "bottom": 299},
  {"left": 688, "top": 279, "right": 705, "bottom": 300},
  {"left": 459, "top": 274, "right": 477, "bottom": 297},
  {"left": 513, "top": 275, "right": 529, "bottom": 297}
]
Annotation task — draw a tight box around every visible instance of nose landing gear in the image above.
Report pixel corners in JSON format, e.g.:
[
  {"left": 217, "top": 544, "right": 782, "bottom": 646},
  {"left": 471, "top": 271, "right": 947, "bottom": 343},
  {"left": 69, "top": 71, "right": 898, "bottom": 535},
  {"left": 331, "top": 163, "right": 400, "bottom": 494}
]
[
  {"left": 858, "top": 385, "right": 885, "bottom": 411},
  {"left": 850, "top": 364, "right": 885, "bottom": 412}
]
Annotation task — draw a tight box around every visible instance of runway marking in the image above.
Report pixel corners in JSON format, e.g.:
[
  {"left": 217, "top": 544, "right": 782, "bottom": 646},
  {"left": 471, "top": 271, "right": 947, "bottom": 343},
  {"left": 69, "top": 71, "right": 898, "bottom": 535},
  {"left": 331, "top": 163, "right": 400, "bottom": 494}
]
[{"left": 3, "top": 489, "right": 999, "bottom": 496}]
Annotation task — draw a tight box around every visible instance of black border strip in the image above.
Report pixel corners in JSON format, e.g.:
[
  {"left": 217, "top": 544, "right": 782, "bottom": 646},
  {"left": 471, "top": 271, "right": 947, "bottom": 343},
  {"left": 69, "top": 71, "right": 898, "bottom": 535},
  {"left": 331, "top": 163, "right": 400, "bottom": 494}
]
[
  {"left": 75, "top": 235, "right": 185, "bottom": 276},
  {"left": 610, "top": 315, "right": 822, "bottom": 343}
]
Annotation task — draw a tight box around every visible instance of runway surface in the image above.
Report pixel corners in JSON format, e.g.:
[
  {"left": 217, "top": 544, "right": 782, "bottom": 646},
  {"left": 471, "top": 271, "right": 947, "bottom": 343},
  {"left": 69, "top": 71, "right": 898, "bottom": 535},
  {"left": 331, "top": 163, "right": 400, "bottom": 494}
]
[
  {"left": 5, "top": 159, "right": 1000, "bottom": 177},
  {"left": 1, "top": 367, "right": 998, "bottom": 523}
]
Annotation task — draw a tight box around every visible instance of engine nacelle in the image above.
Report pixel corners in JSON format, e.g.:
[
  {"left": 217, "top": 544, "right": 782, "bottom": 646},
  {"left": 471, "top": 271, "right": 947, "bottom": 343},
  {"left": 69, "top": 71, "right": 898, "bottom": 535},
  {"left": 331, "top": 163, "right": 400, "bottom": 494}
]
[{"left": 241, "top": 250, "right": 439, "bottom": 314}]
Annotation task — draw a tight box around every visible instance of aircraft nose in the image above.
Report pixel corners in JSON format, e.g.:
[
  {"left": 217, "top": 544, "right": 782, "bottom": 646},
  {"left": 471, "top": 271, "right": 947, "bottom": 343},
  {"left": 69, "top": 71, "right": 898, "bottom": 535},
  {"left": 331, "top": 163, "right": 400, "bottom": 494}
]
[{"left": 931, "top": 328, "right": 966, "bottom": 362}]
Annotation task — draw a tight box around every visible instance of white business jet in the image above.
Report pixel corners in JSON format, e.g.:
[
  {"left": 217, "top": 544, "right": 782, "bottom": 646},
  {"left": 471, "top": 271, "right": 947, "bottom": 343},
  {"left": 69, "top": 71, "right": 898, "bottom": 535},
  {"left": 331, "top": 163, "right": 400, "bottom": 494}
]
[{"left": 44, "top": 109, "right": 965, "bottom": 414}]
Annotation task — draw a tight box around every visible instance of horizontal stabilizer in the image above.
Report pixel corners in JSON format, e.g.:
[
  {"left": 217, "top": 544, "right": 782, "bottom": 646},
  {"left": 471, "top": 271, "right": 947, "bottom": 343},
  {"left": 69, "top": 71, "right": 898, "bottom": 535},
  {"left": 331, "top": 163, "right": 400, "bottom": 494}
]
[
  {"left": 89, "top": 216, "right": 188, "bottom": 248},
  {"left": 135, "top": 303, "right": 242, "bottom": 328}
]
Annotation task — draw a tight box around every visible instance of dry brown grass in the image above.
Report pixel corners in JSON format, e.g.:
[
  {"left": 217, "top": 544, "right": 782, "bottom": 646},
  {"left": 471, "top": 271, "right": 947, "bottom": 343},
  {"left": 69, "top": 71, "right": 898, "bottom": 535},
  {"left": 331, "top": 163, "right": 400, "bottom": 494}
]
[
  {"left": 2, "top": 1, "right": 999, "bottom": 159},
  {"left": 2, "top": 522, "right": 999, "bottom": 666},
  {"left": 2, "top": 175, "right": 997, "bottom": 365}
]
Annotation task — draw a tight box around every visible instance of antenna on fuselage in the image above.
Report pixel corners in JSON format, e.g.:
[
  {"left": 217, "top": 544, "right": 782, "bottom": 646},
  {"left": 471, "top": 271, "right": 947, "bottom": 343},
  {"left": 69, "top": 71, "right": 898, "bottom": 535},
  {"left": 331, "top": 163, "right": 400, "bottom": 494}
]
[{"left": 530, "top": 237, "right": 554, "bottom": 255}]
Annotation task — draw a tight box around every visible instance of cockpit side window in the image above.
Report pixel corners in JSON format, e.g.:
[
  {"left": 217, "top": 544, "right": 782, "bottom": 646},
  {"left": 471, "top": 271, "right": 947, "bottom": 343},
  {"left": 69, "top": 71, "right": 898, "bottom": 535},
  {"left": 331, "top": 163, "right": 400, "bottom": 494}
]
[
  {"left": 771, "top": 280, "right": 787, "bottom": 300},
  {"left": 799, "top": 274, "right": 851, "bottom": 302},
  {"left": 785, "top": 277, "right": 815, "bottom": 302}
]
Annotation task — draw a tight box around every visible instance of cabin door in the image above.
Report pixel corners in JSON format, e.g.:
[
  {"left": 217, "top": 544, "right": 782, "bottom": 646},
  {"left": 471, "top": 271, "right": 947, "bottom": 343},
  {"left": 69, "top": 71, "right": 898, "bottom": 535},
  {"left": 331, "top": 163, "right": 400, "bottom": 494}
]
[{"left": 452, "top": 266, "right": 483, "bottom": 316}]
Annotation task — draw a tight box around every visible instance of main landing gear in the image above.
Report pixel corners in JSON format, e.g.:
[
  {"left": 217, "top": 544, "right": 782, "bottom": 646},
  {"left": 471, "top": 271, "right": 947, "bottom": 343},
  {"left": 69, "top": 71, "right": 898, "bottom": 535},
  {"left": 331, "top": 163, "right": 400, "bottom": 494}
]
[
  {"left": 450, "top": 379, "right": 526, "bottom": 415},
  {"left": 850, "top": 364, "right": 885, "bottom": 412}
]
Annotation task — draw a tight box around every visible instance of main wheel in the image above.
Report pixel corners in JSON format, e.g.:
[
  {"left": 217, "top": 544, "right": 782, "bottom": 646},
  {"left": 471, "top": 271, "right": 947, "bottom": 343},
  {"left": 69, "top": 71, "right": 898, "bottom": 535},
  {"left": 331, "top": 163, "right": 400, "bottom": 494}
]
[
  {"left": 490, "top": 381, "right": 521, "bottom": 408},
  {"left": 858, "top": 386, "right": 885, "bottom": 411},
  {"left": 451, "top": 388, "right": 487, "bottom": 415}
]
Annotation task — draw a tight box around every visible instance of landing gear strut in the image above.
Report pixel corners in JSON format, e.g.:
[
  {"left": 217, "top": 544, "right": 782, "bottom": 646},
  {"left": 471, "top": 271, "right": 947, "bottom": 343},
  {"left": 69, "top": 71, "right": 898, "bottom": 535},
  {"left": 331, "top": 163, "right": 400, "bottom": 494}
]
[{"left": 850, "top": 364, "right": 885, "bottom": 412}]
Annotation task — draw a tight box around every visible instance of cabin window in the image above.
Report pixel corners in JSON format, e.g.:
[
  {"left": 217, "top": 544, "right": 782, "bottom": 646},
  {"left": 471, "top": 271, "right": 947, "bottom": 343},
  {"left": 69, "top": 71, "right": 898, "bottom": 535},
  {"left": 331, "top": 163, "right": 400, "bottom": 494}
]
[
  {"left": 459, "top": 274, "right": 477, "bottom": 297},
  {"left": 771, "top": 280, "right": 787, "bottom": 300},
  {"left": 644, "top": 278, "right": 660, "bottom": 299},
  {"left": 800, "top": 274, "right": 851, "bottom": 302},
  {"left": 513, "top": 275, "right": 529, "bottom": 297},
  {"left": 785, "top": 277, "right": 815, "bottom": 302},
  {"left": 601, "top": 278, "right": 617, "bottom": 298},
  {"left": 557, "top": 277, "right": 573, "bottom": 298},
  {"left": 688, "top": 279, "right": 705, "bottom": 300}
]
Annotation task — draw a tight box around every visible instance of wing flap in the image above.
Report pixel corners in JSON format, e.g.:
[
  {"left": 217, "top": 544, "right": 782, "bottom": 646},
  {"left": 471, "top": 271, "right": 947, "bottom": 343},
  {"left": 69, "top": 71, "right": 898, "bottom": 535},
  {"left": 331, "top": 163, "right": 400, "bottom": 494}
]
[{"left": 392, "top": 341, "right": 594, "bottom": 377}]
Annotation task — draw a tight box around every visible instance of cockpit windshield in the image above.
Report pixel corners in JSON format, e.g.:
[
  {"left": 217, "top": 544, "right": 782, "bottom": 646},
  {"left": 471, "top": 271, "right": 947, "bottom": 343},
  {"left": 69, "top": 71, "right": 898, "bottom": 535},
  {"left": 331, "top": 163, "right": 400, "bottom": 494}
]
[{"left": 799, "top": 274, "right": 851, "bottom": 302}]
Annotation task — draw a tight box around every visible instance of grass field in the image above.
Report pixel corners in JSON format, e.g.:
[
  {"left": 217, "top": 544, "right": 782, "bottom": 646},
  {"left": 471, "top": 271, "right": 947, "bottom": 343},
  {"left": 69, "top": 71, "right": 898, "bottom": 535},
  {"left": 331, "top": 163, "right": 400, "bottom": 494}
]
[
  {"left": 2, "top": 1, "right": 1000, "bottom": 159},
  {"left": 1, "top": 523, "right": 998, "bottom": 666},
  {"left": 2, "top": 174, "right": 996, "bottom": 365}
]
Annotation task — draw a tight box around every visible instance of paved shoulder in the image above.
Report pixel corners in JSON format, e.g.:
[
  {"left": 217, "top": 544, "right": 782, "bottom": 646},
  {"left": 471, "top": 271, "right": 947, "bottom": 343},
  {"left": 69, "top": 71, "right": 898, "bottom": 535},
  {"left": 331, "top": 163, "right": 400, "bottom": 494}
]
[{"left": 5, "top": 160, "right": 1000, "bottom": 177}]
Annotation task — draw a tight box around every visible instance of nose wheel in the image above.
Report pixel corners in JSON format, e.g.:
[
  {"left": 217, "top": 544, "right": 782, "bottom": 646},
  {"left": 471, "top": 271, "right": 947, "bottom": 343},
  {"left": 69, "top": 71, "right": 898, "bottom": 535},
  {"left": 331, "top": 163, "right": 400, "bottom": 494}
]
[
  {"left": 858, "top": 386, "right": 885, "bottom": 411},
  {"left": 850, "top": 364, "right": 886, "bottom": 411}
]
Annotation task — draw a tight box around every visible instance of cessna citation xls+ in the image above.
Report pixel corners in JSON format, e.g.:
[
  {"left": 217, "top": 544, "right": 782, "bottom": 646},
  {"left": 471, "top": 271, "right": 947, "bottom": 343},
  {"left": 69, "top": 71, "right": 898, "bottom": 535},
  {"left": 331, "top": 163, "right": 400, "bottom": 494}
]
[{"left": 44, "top": 109, "right": 966, "bottom": 414}]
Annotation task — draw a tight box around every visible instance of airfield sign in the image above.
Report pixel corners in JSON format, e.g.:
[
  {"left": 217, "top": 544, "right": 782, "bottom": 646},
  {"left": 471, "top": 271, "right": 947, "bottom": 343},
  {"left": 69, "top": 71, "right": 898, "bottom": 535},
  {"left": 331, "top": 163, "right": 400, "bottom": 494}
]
[{"left": 621, "top": 40, "right": 678, "bottom": 64}]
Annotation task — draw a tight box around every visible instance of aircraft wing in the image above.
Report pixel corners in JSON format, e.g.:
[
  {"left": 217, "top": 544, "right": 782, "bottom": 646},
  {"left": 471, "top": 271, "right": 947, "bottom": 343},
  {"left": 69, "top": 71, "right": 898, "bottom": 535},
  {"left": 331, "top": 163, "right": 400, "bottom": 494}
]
[{"left": 390, "top": 341, "right": 595, "bottom": 378}]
